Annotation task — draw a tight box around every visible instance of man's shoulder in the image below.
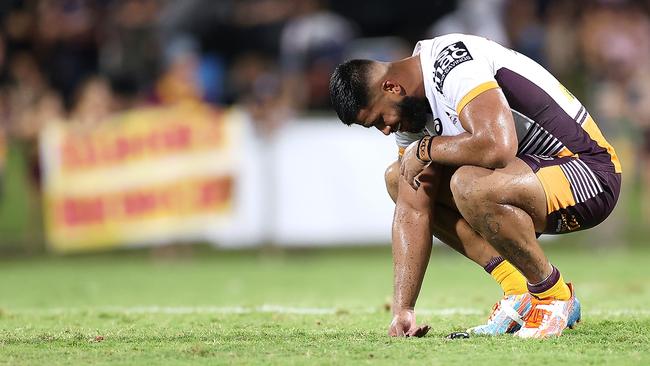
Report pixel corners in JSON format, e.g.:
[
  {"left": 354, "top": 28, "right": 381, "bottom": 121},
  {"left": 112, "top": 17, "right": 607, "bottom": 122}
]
[
  {"left": 415, "top": 34, "right": 489, "bottom": 63},
  {"left": 414, "top": 34, "right": 467, "bottom": 53},
  {"left": 428, "top": 33, "right": 485, "bottom": 48}
]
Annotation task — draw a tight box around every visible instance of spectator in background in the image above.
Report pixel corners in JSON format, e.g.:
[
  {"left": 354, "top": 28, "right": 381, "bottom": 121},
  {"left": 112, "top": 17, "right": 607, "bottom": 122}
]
[
  {"left": 504, "top": 0, "right": 546, "bottom": 65},
  {"left": 229, "top": 52, "right": 284, "bottom": 136},
  {"left": 70, "top": 76, "right": 115, "bottom": 127},
  {"left": 155, "top": 35, "right": 204, "bottom": 105},
  {"left": 279, "top": 0, "right": 357, "bottom": 111},
  {"left": 426, "top": 0, "right": 509, "bottom": 46},
  {"left": 99, "top": 0, "right": 161, "bottom": 95},
  {"left": 155, "top": 32, "right": 228, "bottom": 107},
  {"left": 3, "top": 1, "right": 34, "bottom": 52},
  {"left": 33, "top": 0, "right": 100, "bottom": 107},
  {"left": 230, "top": 0, "right": 296, "bottom": 58},
  {"left": 18, "top": 89, "right": 64, "bottom": 189},
  {"left": 5, "top": 51, "right": 64, "bottom": 191},
  {"left": 6, "top": 51, "right": 51, "bottom": 137}
]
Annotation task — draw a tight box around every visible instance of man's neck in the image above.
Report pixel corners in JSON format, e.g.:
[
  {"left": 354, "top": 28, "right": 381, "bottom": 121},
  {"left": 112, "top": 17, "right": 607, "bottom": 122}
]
[{"left": 387, "top": 56, "right": 425, "bottom": 98}]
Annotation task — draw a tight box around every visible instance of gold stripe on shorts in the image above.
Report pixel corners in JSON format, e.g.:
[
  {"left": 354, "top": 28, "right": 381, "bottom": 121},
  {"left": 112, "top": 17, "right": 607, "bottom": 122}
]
[{"left": 535, "top": 165, "right": 576, "bottom": 214}]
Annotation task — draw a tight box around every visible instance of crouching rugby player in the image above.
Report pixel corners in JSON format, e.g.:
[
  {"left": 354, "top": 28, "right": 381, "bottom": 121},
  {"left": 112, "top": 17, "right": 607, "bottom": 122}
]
[{"left": 329, "top": 33, "right": 621, "bottom": 338}]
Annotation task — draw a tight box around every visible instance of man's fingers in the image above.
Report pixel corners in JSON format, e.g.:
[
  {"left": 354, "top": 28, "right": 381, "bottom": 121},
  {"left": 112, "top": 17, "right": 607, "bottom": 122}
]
[
  {"left": 406, "top": 325, "right": 431, "bottom": 338},
  {"left": 388, "top": 324, "right": 405, "bottom": 337},
  {"left": 407, "top": 174, "right": 420, "bottom": 190},
  {"left": 404, "top": 168, "right": 425, "bottom": 190},
  {"left": 389, "top": 330, "right": 404, "bottom": 337},
  {"left": 399, "top": 168, "right": 419, "bottom": 190}
]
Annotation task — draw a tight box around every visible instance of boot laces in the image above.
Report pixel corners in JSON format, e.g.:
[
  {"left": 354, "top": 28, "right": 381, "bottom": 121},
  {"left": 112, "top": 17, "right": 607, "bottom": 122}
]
[{"left": 523, "top": 300, "right": 553, "bottom": 328}]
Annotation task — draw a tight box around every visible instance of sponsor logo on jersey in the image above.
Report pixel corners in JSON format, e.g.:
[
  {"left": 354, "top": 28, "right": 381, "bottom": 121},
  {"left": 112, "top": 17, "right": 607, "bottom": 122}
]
[
  {"left": 433, "top": 118, "right": 443, "bottom": 135},
  {"left": 445, "top": 111, "right": 459, "bottom": 125},
  {"left": 433, "top": 41, "right": 473, "bottom": 93}
]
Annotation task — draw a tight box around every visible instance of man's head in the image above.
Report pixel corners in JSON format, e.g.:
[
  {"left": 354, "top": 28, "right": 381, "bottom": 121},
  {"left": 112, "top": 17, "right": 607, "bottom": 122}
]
[{"left": 329, "top": 58, "right": 429, "bottom": 135}]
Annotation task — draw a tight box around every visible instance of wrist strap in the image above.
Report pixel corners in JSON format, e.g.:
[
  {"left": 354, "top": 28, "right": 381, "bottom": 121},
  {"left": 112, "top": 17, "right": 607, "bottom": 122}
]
[{"left": 416, "top": 135, "right": 433, "bottom": 162}]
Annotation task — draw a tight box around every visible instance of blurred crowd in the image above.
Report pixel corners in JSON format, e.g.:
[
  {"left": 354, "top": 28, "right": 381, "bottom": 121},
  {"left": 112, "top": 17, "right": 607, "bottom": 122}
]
[{"left": 0, "top": 0, "right": 648, "bottom": 247}]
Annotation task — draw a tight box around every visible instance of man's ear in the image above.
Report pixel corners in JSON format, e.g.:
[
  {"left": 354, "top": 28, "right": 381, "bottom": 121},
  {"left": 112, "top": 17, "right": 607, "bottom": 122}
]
[{"left": 382, "top": 80, "right": 404, "bottom": 95}]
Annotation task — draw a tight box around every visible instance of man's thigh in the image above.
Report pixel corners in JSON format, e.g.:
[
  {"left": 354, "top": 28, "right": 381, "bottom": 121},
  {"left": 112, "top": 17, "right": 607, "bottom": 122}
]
[
  {"left": 389, "top": 161, "right": 545, "bottom": 227},
  {"left": 519, "top": 154, "right": 622, "bottom": 234},
  {"left": 417, "top": 164, "right": 458, "bottom": 212},
  {"left": 450, "top": 158, "right": 549, "bottom": 233},
  {"left": 386, "top": 161, "right": 458, "bottom": 211}
]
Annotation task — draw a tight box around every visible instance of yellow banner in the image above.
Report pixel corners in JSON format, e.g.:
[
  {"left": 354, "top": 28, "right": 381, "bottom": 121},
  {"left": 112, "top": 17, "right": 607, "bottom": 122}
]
[{"left": 40, "top": 104, "right": 241, "bottom": 252}]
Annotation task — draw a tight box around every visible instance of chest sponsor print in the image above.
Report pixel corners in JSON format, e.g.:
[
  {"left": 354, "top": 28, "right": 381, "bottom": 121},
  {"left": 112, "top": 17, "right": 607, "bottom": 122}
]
[{"left": 433, "top": 41, "right": 473, "bottom": 93}]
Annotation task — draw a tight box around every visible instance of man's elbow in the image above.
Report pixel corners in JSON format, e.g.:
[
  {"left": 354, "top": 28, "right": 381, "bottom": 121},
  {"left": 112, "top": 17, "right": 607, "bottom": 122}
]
[
  {"left": 473, "top": 128, "right": 518, "bottom": 169},
  {"left": 482, "top": 144, "right": 517, "bottom": 169}
]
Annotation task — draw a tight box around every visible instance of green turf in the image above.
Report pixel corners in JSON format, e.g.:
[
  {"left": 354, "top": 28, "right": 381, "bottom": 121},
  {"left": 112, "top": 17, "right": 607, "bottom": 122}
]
[{"left": 1, "top": 239, "right": 650, "bottom": 365}]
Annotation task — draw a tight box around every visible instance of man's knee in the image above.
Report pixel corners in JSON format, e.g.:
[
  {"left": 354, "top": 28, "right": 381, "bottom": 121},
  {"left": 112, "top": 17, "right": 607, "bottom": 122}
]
[
  {"left": 449, "top": 166, "right": 496, "bottom": 208},
  {"left": 385, "top": 160, "right": 400, "bottom": 203},
  {"left": 450, "top": 166, "right": 478, "bottom": 205}
]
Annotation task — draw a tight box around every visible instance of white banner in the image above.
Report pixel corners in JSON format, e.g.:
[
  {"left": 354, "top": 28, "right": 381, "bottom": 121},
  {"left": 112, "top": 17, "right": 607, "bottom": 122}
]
[{"left": 267, "top": 117, "right": 396, "bottom": 246}]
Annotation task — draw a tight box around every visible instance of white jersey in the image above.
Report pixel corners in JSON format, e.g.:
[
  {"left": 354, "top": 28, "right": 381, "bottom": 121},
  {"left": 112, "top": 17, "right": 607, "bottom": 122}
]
[{"left": 394, "top": 33, "right": 620, "bottom": 174}]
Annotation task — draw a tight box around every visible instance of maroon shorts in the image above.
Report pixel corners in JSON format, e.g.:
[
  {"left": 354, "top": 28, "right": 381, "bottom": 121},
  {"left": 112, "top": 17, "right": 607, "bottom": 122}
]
[{"left": 519, "top": 154, "right": 621, "bottom": 234}]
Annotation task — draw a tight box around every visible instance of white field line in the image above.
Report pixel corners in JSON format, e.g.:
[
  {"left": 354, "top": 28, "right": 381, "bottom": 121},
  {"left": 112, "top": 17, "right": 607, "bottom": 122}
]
[{"left": 7, "top": 306, "right": 650, "bottom": 317}]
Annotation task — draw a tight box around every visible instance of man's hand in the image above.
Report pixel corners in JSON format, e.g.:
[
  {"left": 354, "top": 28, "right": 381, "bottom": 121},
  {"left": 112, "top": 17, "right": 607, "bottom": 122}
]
[
  {"left": 388, "top": 308, "right": 431, "bottom": 337},
  {"left": 400, "top": 139, "right": 430, "bottom": 190}
]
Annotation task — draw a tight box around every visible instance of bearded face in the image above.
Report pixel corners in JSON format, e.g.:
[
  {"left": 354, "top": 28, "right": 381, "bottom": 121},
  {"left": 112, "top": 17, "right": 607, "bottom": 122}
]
[{"left": 396, "top": 96, "right": 431, "bottom": 132}]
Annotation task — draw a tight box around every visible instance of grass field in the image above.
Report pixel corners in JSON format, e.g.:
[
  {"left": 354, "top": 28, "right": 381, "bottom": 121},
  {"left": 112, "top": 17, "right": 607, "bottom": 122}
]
[{"left": 1, "top": 234, "right": 650, "bottom": 365}]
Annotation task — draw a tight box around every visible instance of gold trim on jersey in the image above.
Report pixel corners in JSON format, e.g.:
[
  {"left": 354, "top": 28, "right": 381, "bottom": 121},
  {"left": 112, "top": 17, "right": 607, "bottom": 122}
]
[
  {"left": 581, "top": 116, "right": 622, "bottom": 173},
  {"left": 556, "top": 147, "right": 576, "bottom": 158},
  {"left": 559, "top": 83, "right": 576, "bottom": 101},
  {"left": 536, "top": 165, "right": 576, "bottom": 214},
  {"left": 456, "top": 81, "right": 500, "bottom": 115}
]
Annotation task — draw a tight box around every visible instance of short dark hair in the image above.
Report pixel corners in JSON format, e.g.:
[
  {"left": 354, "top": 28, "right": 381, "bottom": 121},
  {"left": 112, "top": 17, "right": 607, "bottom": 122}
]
[{"left": 329, "top": 59, "right": 375, "bottom": 125}]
